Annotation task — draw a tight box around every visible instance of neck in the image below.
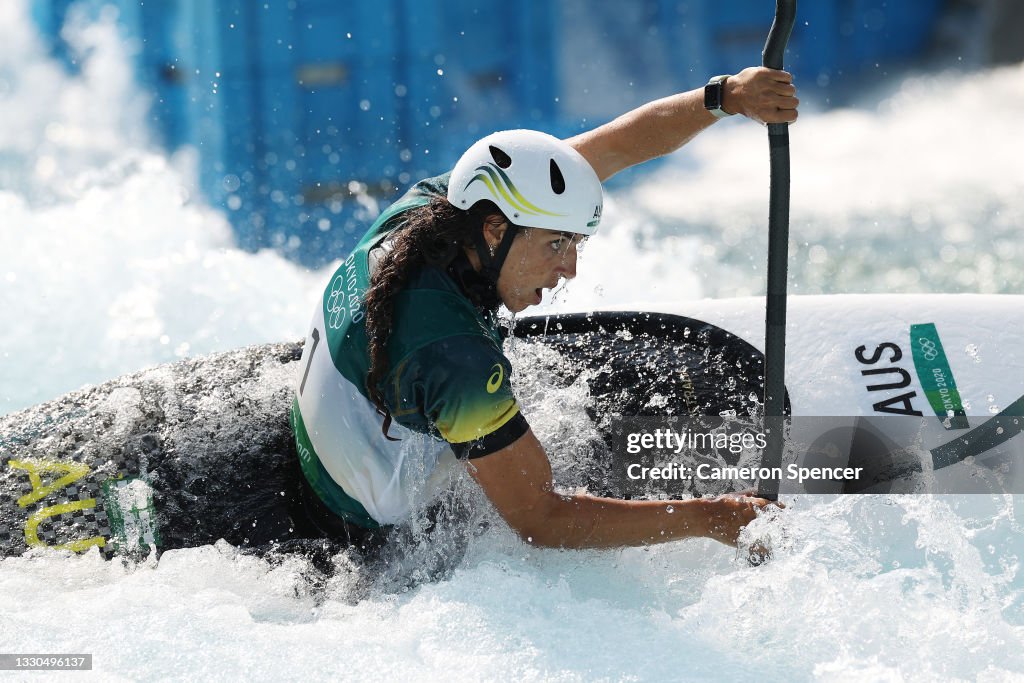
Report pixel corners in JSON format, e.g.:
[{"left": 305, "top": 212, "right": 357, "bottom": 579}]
[
  {"left": 447, "top": 249, "right": 502, "bottom": 312},
  {"left": 464, "top": 246, "right": 483, "bottom": 272}
]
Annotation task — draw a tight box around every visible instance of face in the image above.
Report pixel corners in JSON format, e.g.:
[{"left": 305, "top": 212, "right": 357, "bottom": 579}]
[{"left": 486, "top": 224, "right": 583, "bottom": 313}]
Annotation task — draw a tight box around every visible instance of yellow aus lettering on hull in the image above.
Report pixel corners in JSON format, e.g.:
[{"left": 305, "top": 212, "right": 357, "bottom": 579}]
[
  {"left": 7, "top": 459, "right": 106, "bottom": 551},
  {"left": 25, "top": 500, "right": 105, "bottom": 552},
  {"left": 9, "top": 459, "right": 91, "bottom": 507}
]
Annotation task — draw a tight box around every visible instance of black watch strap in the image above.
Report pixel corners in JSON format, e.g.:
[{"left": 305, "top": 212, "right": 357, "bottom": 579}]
[{"left": 704, "top": 75, "right": 734, "bottom": 119}]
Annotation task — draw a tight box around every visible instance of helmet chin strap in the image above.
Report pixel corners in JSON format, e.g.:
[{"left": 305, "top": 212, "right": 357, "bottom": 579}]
[{"left": 472, "top": 223, "right": 520, "bottom": 284}]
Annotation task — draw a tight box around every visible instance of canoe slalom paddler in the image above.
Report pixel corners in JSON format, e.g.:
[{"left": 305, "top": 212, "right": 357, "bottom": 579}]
[{"left": 291, "top": 67, "right": 799, "bottom": 553}]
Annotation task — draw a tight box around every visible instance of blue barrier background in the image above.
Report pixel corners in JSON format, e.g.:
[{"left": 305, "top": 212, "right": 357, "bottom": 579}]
[{"left": 32, "top": 0, "right": 946, "bottom": 267}]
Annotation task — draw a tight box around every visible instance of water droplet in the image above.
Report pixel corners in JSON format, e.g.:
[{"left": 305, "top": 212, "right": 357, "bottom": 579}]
[
  {"left": 666, "top": 505, "right": 674, "bottom": 514},
  {"left": 221, "top": 173, "right": 241, "bottom": 192}
]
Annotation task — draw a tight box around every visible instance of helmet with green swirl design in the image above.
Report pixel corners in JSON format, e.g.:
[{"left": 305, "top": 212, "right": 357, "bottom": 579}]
[{"left": 447, "top": 130, "right": 604, "bottom": 236}]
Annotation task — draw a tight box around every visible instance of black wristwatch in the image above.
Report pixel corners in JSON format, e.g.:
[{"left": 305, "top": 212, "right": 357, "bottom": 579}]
[{"left": 704, "top": 74, "right": 734, "bottom": 119}]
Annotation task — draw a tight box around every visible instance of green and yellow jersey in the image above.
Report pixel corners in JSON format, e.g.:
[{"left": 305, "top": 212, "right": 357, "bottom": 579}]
[{"left": 291, "top": 174, "right": 529, "bottom": 528}]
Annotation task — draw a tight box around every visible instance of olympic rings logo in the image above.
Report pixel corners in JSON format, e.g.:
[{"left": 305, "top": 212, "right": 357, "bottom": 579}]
[
  {"left": 326, "top": 274, "right": 348, "bottom": 329},
  {"left": 917, "top": 337, "right": 939, "bottom": 361}
]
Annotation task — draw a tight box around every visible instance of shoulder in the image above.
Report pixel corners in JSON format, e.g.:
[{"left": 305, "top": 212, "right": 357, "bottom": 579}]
[
  {"left": 387, "top": 280, "right": 498, "bottom": 364},
  {"left": 355, "top": 172, "right": 454, "bottom": 251},
  {"left": 413, "top": 332, "right": 511, "bottom": 383},
  {"left": 402, "top": 334, "right": 523, "bottom": 450},
  {"left": 390, "top": 309, "right": 509, "bottom": 395},
  {"left": 407, "top": 171, "right": 452, "bottom": 200},
  {"left": 385, "top": 172, "right": 453, "bottom": 220}
]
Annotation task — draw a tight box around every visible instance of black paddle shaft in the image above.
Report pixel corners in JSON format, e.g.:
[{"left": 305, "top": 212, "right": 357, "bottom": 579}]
[{"left": 758, "top": 0, "right": 796, "bottom": 501}]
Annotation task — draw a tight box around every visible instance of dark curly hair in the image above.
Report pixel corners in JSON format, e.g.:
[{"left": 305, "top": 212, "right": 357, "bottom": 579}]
[{"left": 362, "top": 196, "right": 505, "bottom": 439}]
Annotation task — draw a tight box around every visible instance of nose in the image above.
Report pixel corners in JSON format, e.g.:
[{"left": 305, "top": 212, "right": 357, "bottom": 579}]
[{"left": 555, "top": 242, "right": 578, "bottom": 279}]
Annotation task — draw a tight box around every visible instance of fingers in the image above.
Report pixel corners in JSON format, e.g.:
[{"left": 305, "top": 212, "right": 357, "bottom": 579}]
[
  {"left": 727, "top": 66, "right": 800, "bottom": 125},
  {"left": 773, "top": 82, "right": 797, "bottom": 97},
  {"left": 730, "top": 489, "right": 786, "bottom": 510},
  {"left": 704, "top": 493, "right": 786, "bottom": 547},
  {"left": 750, "top": 495, "right": 786, "bottom": 510},
  {"left": 704, "top": 496, "right": 757, "bottom": 545},
  {"left": 756, "top": 85, "right": 799, "bottom": 123}
]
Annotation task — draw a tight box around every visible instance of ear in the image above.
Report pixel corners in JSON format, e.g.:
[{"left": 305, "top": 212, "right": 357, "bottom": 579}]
[{"left": 481, "top": 215, "right": 507, "bottom": 249}]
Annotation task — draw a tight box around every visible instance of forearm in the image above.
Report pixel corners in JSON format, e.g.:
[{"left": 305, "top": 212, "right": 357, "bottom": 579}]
[
  {"left": 567, "top": 88, "right": 713, "bottom": 182},
  {"left": 520, "top": 491, "right": 713, "bottom": 549},
  {"left": 469, "top": 429, "right": 772, "bottom": 550},
  {"left": 567, "top": 67, "right": 798, "bottom": 182}
]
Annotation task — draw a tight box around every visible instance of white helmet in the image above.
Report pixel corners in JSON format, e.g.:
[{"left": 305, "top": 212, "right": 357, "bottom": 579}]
[{"left": 447, "top": 130, "right": 603, "bottom": 235}]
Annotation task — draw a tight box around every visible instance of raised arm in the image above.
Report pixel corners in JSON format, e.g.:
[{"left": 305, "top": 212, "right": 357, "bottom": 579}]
[
  {"left": 567, "top": 66, "right": 799, "bottom": 181},
  {"left": 466, "top": 428, "right": 774, "bottom": 549}
]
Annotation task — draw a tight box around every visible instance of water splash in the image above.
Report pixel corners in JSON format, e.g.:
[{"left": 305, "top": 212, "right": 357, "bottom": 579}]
[{"left": 0, "top": 2, "right": 325, "bottom": 414}]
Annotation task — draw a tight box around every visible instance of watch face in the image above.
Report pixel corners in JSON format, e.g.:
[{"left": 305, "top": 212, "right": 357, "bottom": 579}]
[{"left": 704, "top": 82, "right": 722, "bottom": 110}]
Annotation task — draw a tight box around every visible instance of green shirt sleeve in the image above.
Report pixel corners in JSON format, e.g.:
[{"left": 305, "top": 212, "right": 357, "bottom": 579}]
[{"left": 388, "top": 335, "right": 529, "bottom": 458}]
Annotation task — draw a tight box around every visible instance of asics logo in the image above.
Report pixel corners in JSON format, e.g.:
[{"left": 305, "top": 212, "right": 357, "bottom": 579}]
[{"left": 486, "top": 364, "right": 504, "bottom": 393}]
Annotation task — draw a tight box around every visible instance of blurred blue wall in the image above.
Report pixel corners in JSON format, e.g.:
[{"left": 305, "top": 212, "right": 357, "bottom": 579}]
[{"left": 32, "top": 0, "right": 946, "bottom": 267}]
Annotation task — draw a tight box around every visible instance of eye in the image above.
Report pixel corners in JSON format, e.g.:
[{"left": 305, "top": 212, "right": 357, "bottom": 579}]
[{"left": 549, "top": 237, "right": 568, "bottom": 253}]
